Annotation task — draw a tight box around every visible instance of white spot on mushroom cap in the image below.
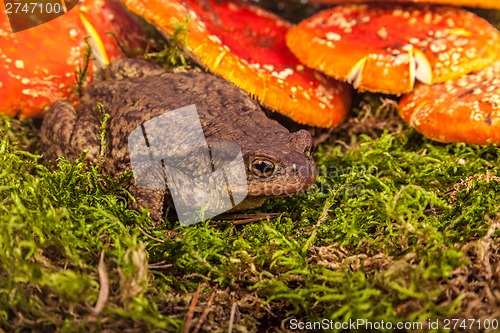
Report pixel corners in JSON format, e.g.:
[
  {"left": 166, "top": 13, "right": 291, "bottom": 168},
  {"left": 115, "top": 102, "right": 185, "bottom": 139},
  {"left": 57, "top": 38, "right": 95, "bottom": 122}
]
[
  {"left": 377, "top": 27, "right": 388, "bottom": 40},
  {"left": 249, "top": 63, "right": 260, "bottom": 70},
  {"left": 188, "top": 10, "right": 199, "bottom": 21},
  {"left": 208, "top": 34, "right": 222, "bottom": 44},
  {"left": 325, "top": 32, "right": 341, "bottom": 41},
  {"left": 14, "top": 60, "right": 24, "bottom": 69},
  {"left": 22, "top": 88, "right": 39, "bottom": 97},
  {"left": 263, "top": 64, "right": 274, "bottom": 72},
  {"left": 402, "top": 44, "right": 413, "bottom": 52},
  {"left": 394, "top": 53, "right": 410, "bottom": 66}
]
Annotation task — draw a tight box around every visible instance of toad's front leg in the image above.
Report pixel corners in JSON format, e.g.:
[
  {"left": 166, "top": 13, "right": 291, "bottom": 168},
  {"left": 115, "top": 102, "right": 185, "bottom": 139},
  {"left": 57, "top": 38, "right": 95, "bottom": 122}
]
[{"left": 40, "top": 100, "right": 100, "bottom": 165}]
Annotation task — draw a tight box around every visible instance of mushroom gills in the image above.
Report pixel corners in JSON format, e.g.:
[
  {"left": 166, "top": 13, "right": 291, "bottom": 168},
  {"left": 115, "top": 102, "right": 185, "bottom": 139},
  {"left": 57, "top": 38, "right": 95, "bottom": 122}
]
[
  {"left": 409, "top": 101, "right": 429, "bottom": 127},
  {"left": 79, "top": 13, "right": 110, "bottom": 68},
  {"left": 347, "top": 57, "right": 367, "bottom": 88},
  {"left": 413, "top": 49, "right": 432, "bottom": 85}
]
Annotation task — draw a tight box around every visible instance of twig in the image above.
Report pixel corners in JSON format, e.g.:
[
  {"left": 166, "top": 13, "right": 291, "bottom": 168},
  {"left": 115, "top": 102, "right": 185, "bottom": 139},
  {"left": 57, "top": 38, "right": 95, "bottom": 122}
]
[
  {"left": 214, "top": 212, "right": 287, "bottom": 225},
  {"left": 483, "top": 214, "right": 500, "bottom": 240},
  {"left": 184, "top": 283, "right": 202, "bottom": 333},
  {"left": 233, "top": 217, "right": 270, "bottom": 225},
  {"left": 165, "top": 213, "right": 287, "bottom": 225},
  {"left": 148, "top": 260, "right": 173, "bottom": 270},
  {"left": 334, "top": 140, "right": 351, "bottom": 150},
  {"left": 148, "top": 264, "right": 173, "bottom": 270},
  {"left": 137, "top": 225, "right": 165, "bottom": 243},
  {"left": 228, "top": 302, "right": 237, "bottom": 333},
  {"left": 314, "top": 195, "right": 335, "bottom": 229},
  {"left": 217, "top": 212, "right": 285, "bottom": 220},
  {"left": 183, "top": 273, "right": 211, "bottom": 281},
  {"left": 192, "top": 285, "right": 217, "bottom": 333},
  {"left": 91, "top": 251, "right": 109, "bottom": 317}
]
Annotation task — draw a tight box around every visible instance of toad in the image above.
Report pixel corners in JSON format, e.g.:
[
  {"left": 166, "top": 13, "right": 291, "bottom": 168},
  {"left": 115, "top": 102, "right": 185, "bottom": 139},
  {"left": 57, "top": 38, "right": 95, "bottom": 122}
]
[{"left": 40, "top": 59, "right": 317, "bottom": 223}]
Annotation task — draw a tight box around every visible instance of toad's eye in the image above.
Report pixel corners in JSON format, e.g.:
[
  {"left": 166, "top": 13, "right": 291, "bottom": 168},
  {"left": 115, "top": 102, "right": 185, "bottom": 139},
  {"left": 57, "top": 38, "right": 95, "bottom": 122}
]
[{"left": 250, "top": 159, "right": 276, "bottom": 178}]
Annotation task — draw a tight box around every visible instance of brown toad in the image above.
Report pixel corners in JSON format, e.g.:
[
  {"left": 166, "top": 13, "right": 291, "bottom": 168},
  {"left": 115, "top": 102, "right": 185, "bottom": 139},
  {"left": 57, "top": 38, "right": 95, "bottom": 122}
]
[{"left": 40, "top": 59, "right": 316, "bottom": 223}]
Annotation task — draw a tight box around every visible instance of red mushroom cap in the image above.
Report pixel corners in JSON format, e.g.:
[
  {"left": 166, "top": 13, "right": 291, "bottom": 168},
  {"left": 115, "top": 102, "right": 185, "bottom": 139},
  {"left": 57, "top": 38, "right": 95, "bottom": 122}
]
[
  {"left": 308, "top": 0, "right": 500, "bottom": 11},
  {"left": 286, "top": 4, "right": 500, "bottom": 94},
  {"left": 0, "top": 0, "right": 147, "bottom": 118},
  {"left": 399, "top": 60, "right": 500, "bottom": 145},
  {"left": 122, "top": 0, "right": 352, "bottom": 128}
]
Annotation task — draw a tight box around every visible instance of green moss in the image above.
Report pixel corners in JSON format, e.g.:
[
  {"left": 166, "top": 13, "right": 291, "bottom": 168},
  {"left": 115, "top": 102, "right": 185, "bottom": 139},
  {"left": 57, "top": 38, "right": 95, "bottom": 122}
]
[
  {"left": 0, "top": 118, "right": 181, "bottom": 331},
  {"left": 144, "top": 17, "right": 192, "bottom": 69},
  {"left": 72, "top": 38, "right": 93, "bottom": 98},
  {"left": 1, "top": 105, "right": 499, "bottom": 332}
]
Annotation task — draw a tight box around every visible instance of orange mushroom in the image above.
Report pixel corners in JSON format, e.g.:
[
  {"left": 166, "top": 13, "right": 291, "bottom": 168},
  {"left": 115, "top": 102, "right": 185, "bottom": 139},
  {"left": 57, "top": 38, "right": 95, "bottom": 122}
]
[
  {"left": 399, "top": 60, "right": 500, "bottom": 145},
  {"left": 286, "top": 4, "right": 500, "bottom": 95},
  {"left": 121, "top": 0, "right": 352, "bottom": 128},
  {"left": 0, "top": 0, "right": 147, "bottom": 118},
  {"left": 308, "top": 0, "right": 500, "bottom": 11}
]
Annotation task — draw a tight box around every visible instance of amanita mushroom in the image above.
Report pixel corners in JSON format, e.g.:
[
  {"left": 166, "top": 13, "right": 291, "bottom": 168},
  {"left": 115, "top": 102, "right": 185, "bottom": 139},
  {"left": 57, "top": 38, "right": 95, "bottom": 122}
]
[
  {"left": 399, "top": 60, "right": 500, "bottom": 145},
  {"left": 0, "top": 0, "right": 147, "bottom": 118},
  {"left": 122, "top": 0, "right": 352, "bottom": 128},
  {"left": 308, "top": 0, "right": 500, "bottom": 11},
  {"left": 286, "top": 4, "right": 500, "bottom": 94}
]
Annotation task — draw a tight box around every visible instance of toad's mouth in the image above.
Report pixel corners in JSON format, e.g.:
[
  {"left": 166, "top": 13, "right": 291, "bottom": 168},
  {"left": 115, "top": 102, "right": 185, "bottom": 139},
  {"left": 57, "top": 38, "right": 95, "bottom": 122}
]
[
  {"left": 246, "top": 185, "right": 313, "bottom": 198},
  {"left": 245, "top": 164, "right": 318, "bottom": 198},
  {"left": 230, "top": 182, "right": 315, "bottom": 212},
  {"left": 246, "top": 176, "right": 317, "bottom": 198}
]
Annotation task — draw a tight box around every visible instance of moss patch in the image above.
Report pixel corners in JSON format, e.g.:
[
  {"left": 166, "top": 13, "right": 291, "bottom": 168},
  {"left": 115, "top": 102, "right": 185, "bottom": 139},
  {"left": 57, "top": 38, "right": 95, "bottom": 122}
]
[{"left": 1, "top": 98, "right": 499, "bottom": 332}]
